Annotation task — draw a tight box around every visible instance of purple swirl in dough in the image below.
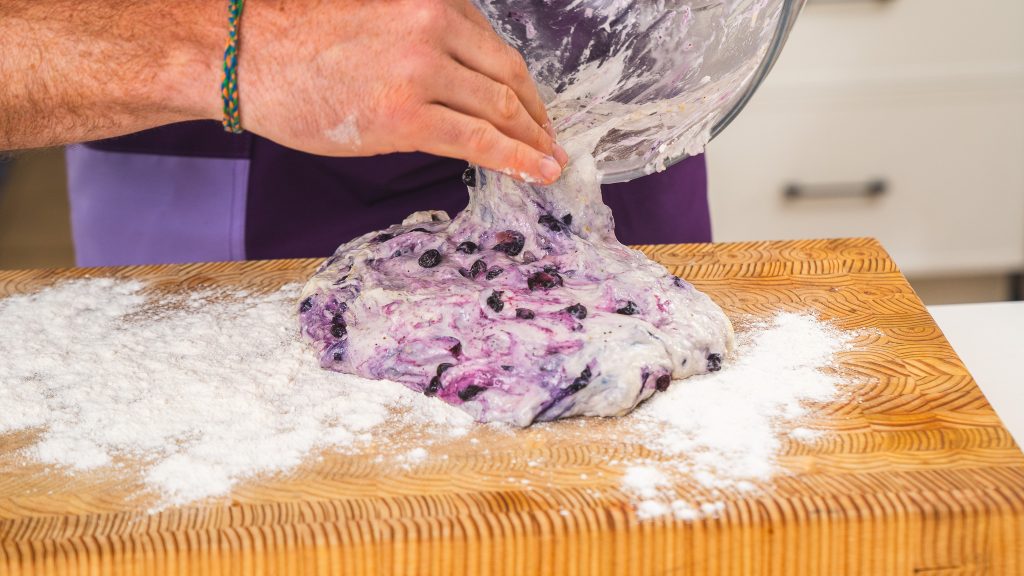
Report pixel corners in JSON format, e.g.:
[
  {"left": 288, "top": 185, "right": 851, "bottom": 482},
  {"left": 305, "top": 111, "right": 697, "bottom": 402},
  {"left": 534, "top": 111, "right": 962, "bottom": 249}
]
[{"left": 299, "top": 161, "right": 733, "bottom": 426}]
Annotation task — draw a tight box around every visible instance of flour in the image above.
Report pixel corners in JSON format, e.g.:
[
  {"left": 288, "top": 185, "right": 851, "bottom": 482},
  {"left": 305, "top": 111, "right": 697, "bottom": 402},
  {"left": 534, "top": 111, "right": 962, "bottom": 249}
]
[
  {"left": 325, "top": 114, "right": 362, "bottom": 149},
  {"left": 0, "top": 279, "right": 471, "bottom": 510},
  {"left": 622, "top": 465, "right": 669, "bottom": 499},
  {"left": 0, "top": 281, "right": 856, "bottom": 515},
  {"left": 619, "top": 312, "right": 858, "bottom": 520}
]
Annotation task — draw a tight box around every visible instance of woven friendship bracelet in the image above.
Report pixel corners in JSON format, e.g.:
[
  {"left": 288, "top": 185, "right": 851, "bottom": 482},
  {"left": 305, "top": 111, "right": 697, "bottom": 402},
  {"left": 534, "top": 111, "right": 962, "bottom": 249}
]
[{"left": 221, "top": 0, "right": 245, "bottom": 133}]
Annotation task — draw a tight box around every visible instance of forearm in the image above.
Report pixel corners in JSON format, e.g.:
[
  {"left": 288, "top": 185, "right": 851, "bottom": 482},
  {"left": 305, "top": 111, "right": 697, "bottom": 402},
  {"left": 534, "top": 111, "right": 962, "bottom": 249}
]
[{"left": 0, "top": 0, "right": 223, "bottom": 150}]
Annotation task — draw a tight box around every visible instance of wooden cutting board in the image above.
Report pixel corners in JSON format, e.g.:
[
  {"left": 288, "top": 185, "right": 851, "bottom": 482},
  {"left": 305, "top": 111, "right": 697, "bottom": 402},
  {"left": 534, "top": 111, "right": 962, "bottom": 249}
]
[{"left": 1, "top": 238, "right": 1022, "bottom": 576}]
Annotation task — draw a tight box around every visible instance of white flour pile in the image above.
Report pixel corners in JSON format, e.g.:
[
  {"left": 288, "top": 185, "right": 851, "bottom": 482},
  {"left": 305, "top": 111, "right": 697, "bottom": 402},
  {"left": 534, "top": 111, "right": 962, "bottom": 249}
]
[
  {"left": 0, "top": 280, "right": 857, "bottom": 515},
  {"left": 620, "top": 312, "right": 858, "bottom": 519},
  {"left": 0, "top": 279, "right": 473, "bottom": 509}
]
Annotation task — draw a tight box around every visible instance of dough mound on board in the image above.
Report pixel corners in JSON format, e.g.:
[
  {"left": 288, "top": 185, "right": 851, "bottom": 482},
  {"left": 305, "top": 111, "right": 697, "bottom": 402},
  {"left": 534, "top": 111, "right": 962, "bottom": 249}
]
[{"left": 299, "top": 165, "right": 733, "bottom": 426}]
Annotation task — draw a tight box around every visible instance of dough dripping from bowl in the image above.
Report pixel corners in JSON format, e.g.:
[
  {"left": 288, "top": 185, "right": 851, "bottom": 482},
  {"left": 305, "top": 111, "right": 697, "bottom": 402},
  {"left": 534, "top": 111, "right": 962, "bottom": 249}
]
[{"left": 299, "top": 154, "right": 733, "bottom": 426}]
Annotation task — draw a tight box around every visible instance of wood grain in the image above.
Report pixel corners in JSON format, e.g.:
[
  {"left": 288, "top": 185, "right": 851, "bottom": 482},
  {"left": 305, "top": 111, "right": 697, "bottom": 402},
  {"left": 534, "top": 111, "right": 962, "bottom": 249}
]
[{"left": 1, "top": 238, "right": 1021, "bottom": 576}]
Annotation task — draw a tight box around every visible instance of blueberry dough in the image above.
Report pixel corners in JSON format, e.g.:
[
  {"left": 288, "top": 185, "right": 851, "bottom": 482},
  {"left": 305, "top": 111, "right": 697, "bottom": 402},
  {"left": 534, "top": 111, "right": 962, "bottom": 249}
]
[{"left": 299, "top": 158, "right": 734, "bottom": 426}]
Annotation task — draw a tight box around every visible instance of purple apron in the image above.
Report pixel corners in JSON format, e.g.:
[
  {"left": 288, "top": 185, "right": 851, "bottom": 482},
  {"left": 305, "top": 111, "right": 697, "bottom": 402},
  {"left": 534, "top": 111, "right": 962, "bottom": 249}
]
[{"left": 66, "top": 121, "right": 711, "bottom": 267}]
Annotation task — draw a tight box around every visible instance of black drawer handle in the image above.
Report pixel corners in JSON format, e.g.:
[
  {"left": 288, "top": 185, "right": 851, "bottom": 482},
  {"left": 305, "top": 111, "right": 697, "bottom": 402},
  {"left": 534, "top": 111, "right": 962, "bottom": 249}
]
[{"left": 784, "top": 179, "right": 888, "bottom": 200}]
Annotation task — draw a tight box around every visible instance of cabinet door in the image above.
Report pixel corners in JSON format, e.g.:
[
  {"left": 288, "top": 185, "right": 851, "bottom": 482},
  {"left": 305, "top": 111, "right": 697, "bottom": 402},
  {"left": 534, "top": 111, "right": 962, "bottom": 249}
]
[
  {"left": 766, "top": 0, "right": 1024, "bottom": 88},
  {"left": 706, "top": 0, "right": 1024, "bottom": 277},
  {"left": 707, "top": 86, "right": 1024, "bottom": 276}
]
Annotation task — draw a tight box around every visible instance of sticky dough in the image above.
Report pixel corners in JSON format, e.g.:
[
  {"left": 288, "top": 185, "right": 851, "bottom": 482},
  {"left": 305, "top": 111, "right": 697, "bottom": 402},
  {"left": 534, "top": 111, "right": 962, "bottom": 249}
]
[{"left": 299, "top": 153, "right": 733, "bottom": 426}]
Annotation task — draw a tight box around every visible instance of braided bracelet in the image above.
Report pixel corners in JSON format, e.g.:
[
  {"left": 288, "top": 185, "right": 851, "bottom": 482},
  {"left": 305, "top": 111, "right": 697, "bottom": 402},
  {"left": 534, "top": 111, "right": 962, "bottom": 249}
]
[{"left": 221, "top": 0, "right": 245, "bottom": 133}]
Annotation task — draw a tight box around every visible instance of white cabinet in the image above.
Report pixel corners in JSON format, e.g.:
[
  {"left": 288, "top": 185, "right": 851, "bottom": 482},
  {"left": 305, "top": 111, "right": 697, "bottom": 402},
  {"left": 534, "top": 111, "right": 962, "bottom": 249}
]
[{"left": 707, "top": 0, "right": 1024, "bottom": 277}]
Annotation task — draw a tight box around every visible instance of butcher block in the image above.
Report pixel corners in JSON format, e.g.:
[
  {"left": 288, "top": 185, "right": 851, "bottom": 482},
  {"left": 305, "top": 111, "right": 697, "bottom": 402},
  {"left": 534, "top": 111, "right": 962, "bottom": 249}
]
[{"left": 1, "top": 238, "right": 1022, "bottom": 575}]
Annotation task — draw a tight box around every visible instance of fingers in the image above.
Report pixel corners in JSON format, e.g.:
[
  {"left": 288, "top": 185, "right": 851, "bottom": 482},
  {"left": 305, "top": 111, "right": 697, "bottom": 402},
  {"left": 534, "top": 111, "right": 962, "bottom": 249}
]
[
  {"left": 444, "top": 12, "right": 554, "bottom": 140},
  {"left": 417, "top": 105, "right": 563, "bottom": 184},
  {"left": 432, "top": 63, "right": 567, "bottom": 166},
  {"left": 450, "top": 0, "right": 495, "bottom": 31}
]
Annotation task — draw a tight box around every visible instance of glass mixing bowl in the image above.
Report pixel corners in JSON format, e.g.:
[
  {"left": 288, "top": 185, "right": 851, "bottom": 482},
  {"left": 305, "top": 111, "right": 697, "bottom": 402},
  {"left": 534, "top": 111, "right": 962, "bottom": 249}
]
[{"left": 476, "top": 0, "right": 807, "bottom": 183}]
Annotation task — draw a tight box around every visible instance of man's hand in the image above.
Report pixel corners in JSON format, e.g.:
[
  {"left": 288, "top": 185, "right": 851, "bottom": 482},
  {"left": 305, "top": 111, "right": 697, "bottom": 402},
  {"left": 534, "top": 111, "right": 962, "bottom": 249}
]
[
  {"left": 243, "top": 0, "right": 568, "bottom": 183},
  {"left": 0, "top": 1, "right": 225, "bottom": 152},
  {"left": 0, "top": 0, "right": 567, "bottom": 183}
]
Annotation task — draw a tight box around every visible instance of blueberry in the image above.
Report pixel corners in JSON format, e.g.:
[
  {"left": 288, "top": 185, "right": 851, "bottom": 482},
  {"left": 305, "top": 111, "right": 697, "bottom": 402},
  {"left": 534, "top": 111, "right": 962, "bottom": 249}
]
[
  {"left": 456, "top": 241, "right": 479, "bottom": 254},
  {"left": 516, "top": 308, "right": 535, "bottom": 320},
  {"left": 425, "top": 376, "right": 442, "bottom": 397},
  {"left": 566, "top": 366, "right": 592, "bottom": 394},
  {"left": 527, "top": 271, "right": 563, "bottom": 291},
  {"left": 656, "top": 374, "right": 671, "bottom": 392},
  {"left": 449, "top": 341, "right": 463, "bottom": 357},
  {"left": 543, "top": 264, "right": 559, "bottom": 274},
  {"left": 470, "top": 259, "right": 488, "bottom": 279},
  {"left": 707, "top": 353, "right": 723, "bottom": 372},
  {"left": 462, "top": 166, "right": 477, "bottom": 187},
  {"left": 538, "top": 214, "right": 568, "bottom": 233},
  {"left": 673, "top": 276, "right": 689, "bottom": 289},
  {"left": 299, "top": 297, "right": 313, "bottom": 313},
  {"left": 485, "top": 266, "right": 504, "bottom": 280},
  {"left": 456, "top": 259, "right": 485, "bottom": 279},
  {"left": 565, "top": 303, "right": 587, "bottom": 319},
  {"left": 616, "top": 301, "right": 639, "bottom": 316},
  {"left": 330, "top": 322, "right": 347, "bottom": 338},
  {"left": 486, "top": 290, "right": 504, "bottom": 312},
  {"left": 561, "top": 214, "right": 572, "bottom": 226},
  {"left": 436, "top": 362, "right": 454, "bottom": 376},
  {"left": 392, "top": 250, "right": 404, "bottom": 258},
  {"left": 373, "top": 233, "right": 394, "bottom": 243},
  {"left": 418, "top": 249, "right": 442, "bottom": 268},
  {"left": 333, "top": 350, "right": 345, "bottom": 362},
  {"left": 492, "top": 230, "right": 525, "bottom": 256},
  {"left": 501, "top": 365, "right": 513, "bottom": 371},
  {"left": 458, "top": 385, "right": 486, "bottom": 401}
]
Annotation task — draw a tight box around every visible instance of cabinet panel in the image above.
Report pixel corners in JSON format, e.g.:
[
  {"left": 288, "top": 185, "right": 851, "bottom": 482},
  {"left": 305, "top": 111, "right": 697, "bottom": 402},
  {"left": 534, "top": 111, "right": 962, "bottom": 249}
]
[
  {"left": 768, "top": 0, "right": 1024, "bottom": 88},
  {"left": 707, "top": 86, "right": 1024, "bottom": 276}
]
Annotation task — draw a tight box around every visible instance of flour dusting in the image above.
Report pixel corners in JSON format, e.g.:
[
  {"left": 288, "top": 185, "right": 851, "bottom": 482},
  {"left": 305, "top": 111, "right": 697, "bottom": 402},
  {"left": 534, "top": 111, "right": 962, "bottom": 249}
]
[
  {"left": 0, "top": 281, "right": 857, "bottom": 514},
  {"left": 325, "top": 114, "right": 362, "bottom": 149},
  {"left": 0, "top": 279, "right": 471, "bottom": 510},
  {"left": 619, "top": 312, "right": 858, "bottom": 519}
]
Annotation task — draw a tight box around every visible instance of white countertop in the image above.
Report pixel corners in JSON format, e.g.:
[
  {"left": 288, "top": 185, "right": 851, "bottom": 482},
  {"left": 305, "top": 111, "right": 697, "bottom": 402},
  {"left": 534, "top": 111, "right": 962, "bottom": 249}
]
[{"left": 928, "top": 302, "right": 1024, "bottom": 447}]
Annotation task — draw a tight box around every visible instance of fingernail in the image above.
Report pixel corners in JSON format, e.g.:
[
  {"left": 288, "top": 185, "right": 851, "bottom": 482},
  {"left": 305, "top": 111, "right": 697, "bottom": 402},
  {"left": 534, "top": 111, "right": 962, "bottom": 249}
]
[
  {"left": 544, "top": 122, "right": 557, "bottom": 139},
  {"left": 539, "top": 156, "right": 562, "bottom": 183},
  {"left": 552, "top": 142, "right": 569, "bottom": 167}
]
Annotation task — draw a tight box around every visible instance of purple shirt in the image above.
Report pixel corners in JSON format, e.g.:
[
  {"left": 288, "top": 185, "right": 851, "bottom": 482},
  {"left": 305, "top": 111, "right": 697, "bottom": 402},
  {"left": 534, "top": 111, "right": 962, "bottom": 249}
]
[{"left": 66, "top": 121, "right": 710, "bottom": 267}]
